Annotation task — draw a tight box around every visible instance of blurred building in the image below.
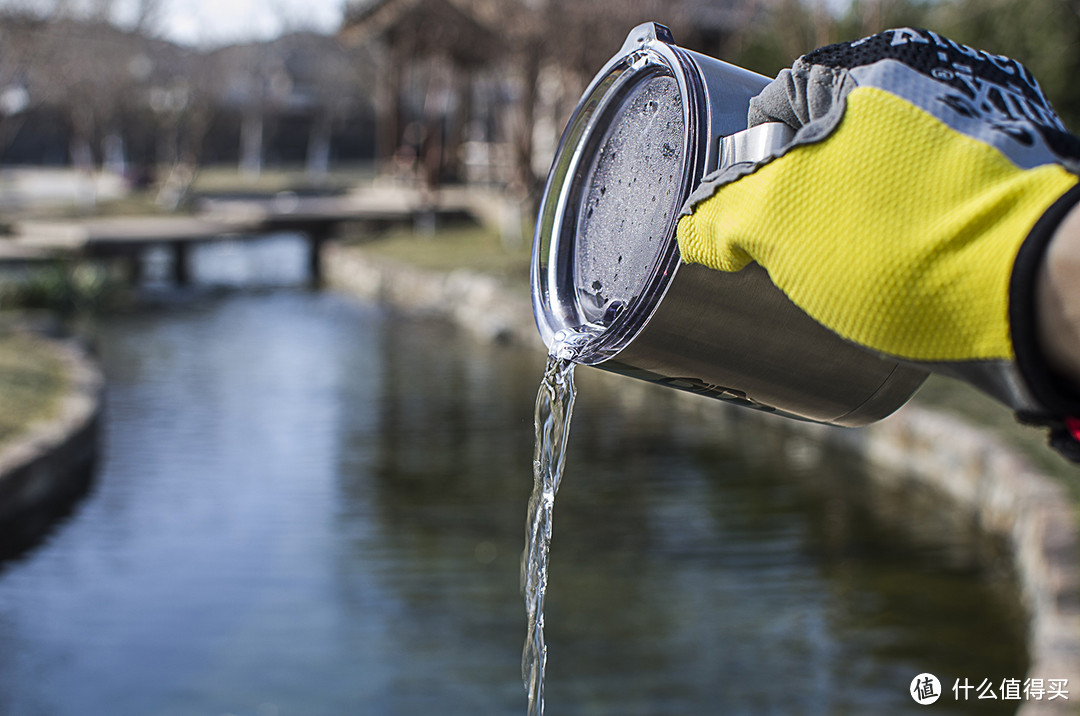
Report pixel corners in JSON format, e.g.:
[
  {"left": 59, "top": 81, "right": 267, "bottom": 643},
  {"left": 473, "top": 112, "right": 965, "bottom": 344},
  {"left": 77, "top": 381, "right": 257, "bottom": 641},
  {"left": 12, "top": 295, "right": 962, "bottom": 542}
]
[{"left": 0, "top": 14, "right": 376, "bottom": 176}]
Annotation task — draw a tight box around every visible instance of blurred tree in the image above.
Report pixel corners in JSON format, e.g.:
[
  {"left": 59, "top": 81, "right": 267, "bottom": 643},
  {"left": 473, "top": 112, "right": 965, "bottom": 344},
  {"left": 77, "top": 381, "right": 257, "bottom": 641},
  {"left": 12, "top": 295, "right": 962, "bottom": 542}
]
[
  {"left": 727, "top": 0, "right": 830, "bottom": 76},
  {"left": 343, "top": 0, "right": 775, "bottom": 199},
  {"left": 0, "top": 12, "right": 44, "bottom": 155},
  {"left": 843, "top": 0, "right": 933, "bottom": 35},
  {"left": 514, "top": 0, "right": 682, "bottom": 195},
  {"left": 727, "top": 0, "right": 1080, "bottom": 132},
  {"left": 15, "top": 17, "right": 145, "bottom": 204},
  {"left": 343, "top": 0, "right": 516, "bottom": 189},
  {"left": 729, "top": 0, "right": 932, "bottom": 78},
  {"left": 929, "top": 0, "right": 1080, "bottom": 130}
]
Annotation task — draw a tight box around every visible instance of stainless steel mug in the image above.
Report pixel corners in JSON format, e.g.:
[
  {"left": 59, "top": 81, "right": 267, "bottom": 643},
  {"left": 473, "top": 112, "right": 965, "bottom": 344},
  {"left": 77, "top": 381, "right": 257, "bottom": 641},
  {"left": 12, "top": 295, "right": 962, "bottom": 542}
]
[{"left": 530, "top": 22, "right": 927, "bottom": 426}]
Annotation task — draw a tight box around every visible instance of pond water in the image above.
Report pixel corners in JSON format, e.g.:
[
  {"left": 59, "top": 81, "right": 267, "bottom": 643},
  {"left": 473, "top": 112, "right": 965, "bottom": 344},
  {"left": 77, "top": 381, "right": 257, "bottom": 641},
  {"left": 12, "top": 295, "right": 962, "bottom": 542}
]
[{"left": 0, "top": 239, "right": 1028, "bottom": 715}]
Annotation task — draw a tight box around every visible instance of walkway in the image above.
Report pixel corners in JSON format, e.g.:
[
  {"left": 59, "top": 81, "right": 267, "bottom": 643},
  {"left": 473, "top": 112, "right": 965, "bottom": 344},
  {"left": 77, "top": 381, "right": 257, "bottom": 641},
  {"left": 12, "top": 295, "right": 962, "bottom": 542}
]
[{"left": 2, "top": 184, "right": 506, "bottom": 285}]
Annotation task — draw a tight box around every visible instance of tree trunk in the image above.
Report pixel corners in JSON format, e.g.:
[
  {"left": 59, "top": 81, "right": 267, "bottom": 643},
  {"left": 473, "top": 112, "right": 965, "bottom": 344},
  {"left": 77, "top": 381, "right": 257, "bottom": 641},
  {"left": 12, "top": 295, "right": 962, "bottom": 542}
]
[
  {"left": 513, "top": 41, "right": 543, "bottom": 199},
  {"left": 240, "top": 109, "right": 264, "bottom": 179},
  {"left": 104, "top": 130, "right": 125, "bottom": 176},
  {"left": 69, "top": 134, "right": 96, "bottom": 209},
  {"left": 306, "top": 113, "right": 332, "bottom": 181}
]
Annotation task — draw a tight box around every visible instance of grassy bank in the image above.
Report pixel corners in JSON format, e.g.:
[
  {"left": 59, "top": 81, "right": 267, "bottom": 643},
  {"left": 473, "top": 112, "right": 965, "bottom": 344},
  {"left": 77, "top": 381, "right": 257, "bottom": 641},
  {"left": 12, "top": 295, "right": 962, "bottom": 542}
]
[
  {"left": 190, "top": 164, "right": 375, "bottom": 195},
  {"left": 0, "top": 331, "right": 67, "bottom": 452},
  {"left": 343, "top": 220, "right": 531, "bottom": 288},
  {"left": 0, "top": 164, "right": 376, "bottom": 223}
]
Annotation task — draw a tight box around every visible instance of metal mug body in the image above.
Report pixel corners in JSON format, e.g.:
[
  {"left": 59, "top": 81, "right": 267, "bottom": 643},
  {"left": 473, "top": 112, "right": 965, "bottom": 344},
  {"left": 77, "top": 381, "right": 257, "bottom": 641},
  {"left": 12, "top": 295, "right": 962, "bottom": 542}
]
[{"left": 531, "top": 22, "right": 926, "bottom": 427}]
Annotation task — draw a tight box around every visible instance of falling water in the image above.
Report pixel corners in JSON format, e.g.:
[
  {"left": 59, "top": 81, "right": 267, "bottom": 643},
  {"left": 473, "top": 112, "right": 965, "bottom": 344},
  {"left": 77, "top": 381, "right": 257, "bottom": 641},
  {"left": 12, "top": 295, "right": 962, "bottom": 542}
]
[{"left": 522, "top": 331, "right": 588, "bottom": 716}]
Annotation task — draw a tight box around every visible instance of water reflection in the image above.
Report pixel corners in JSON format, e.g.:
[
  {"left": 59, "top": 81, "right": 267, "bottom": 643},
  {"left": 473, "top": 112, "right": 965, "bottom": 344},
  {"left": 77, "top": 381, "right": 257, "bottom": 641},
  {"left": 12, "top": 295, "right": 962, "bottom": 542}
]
[
  {"left": 0, "top": 288, "right": 1026, "bottom": 715},
  {"left": 141, "top": 233, "right": 311, "bottom": 289}
]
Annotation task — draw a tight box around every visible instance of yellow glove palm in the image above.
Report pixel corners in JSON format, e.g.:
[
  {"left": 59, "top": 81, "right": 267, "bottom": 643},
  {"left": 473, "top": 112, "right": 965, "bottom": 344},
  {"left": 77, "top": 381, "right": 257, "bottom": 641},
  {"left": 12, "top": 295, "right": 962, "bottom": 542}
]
[
  {"left": 678, "top": 86, "right": 1076, "bottom": 362},
  {"left": 676, "top": 27, "right": 1080, "bottom": 440}
]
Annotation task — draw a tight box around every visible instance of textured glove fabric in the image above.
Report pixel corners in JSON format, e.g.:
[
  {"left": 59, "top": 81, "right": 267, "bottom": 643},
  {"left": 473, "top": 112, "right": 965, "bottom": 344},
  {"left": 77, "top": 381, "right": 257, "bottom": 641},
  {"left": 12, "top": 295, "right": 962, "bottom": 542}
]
[{"left": 677, "top": 27, "right": 1080, "bottom": 418}]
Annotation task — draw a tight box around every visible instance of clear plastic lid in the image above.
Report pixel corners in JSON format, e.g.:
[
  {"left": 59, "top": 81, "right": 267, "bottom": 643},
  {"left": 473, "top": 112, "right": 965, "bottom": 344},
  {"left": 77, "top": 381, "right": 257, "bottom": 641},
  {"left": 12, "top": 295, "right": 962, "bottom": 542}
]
[{"left": 531, "top": 41, "right": 700, "bottom": 364}]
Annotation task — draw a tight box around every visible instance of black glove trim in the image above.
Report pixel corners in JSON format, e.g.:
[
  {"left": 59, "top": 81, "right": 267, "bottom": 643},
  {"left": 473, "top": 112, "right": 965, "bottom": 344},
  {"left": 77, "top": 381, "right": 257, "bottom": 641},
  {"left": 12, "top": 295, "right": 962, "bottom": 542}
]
[
  {"left": 1010, "top": 181, "right": 1080, "bottom": 418},
  {"left": 1051, "top": 417, "right": 1080, "bottom": 462}
]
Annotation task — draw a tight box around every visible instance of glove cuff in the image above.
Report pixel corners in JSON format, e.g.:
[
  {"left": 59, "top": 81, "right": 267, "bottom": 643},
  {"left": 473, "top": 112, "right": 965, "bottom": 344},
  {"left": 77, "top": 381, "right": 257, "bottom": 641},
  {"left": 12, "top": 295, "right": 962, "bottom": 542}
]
[{"left": 1010, "top": 182, "right": 1080, "bottom": 418}]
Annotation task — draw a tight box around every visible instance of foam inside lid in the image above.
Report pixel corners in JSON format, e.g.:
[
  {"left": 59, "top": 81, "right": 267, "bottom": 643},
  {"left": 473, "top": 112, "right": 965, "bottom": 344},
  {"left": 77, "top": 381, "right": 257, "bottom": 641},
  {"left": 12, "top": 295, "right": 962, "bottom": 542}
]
[{"left": 574, "top": 73, "right": 684, "bottom": 324}]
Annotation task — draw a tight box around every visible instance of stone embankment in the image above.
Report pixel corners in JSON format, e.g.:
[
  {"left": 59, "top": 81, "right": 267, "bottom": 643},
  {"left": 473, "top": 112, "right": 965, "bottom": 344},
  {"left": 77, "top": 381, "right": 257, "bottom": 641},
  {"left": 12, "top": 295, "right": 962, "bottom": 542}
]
[
  {"left": 326, "top": 242, "right": 1080, "bottom": 715},
  {"left": 0, "top": 332, "right": 103, "bottom": 541}
]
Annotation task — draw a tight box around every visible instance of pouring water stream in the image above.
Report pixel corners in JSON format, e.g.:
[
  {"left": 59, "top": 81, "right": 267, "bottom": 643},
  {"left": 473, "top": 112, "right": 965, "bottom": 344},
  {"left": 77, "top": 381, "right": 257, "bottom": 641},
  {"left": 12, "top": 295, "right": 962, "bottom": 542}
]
[{"left": 522, "top": 329, "right": 592, "bottom": 716}]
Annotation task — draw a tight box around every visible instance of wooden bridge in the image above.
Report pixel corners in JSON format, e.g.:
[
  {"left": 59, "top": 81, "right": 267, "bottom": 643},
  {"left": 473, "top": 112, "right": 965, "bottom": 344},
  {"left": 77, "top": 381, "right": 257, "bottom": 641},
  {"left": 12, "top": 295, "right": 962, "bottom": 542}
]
[{"left": 1, "top": 186, "right": 508, "bottom": 285}]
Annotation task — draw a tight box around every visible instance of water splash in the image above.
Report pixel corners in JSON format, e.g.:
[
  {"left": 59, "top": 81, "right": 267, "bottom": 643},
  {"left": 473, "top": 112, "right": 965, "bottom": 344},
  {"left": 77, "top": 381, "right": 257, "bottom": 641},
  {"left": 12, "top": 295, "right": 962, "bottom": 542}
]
[{"left": 522, "top": 330, "right": 588, "bottom": 716}]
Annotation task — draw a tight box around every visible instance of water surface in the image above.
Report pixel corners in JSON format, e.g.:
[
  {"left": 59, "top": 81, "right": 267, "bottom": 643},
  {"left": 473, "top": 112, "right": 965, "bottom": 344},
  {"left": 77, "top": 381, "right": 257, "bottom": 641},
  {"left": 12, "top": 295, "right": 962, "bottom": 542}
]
[{"left": 0, "top": 256, "right": 1027, "bottom": 715}]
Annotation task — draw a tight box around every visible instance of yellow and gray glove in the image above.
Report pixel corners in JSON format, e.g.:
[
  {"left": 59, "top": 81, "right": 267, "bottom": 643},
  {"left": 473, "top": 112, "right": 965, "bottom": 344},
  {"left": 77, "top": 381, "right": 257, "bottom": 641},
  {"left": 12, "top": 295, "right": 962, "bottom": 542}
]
[{"left": 677, "top": 27, "right": 1080, "bottom": 459}]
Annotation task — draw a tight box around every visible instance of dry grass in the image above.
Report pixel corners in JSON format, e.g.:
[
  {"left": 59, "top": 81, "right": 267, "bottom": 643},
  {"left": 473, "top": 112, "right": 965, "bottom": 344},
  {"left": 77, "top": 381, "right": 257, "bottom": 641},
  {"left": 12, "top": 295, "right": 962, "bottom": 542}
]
[
  {"left": 0, "top": 332, "right": 67, "bottom": 452},
  {"left": 347, "top": 221, "right": 532, "bottom": 288},
  {"left": 189, "top": 164, "right": 375, "bottom": 195}
]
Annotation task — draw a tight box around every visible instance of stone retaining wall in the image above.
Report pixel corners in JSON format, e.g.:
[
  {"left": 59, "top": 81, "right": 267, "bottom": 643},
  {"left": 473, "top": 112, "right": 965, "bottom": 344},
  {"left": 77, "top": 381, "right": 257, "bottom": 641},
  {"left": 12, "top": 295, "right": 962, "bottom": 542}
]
[
  {"left": 0, "top": 333, "right": 103, "bottom": 544},
  {"left": 327, "top": 242, "right": 1080, "bottom": 715},
  {"left": 861, "top": 407, "right": 1080, "bottom": 715}
]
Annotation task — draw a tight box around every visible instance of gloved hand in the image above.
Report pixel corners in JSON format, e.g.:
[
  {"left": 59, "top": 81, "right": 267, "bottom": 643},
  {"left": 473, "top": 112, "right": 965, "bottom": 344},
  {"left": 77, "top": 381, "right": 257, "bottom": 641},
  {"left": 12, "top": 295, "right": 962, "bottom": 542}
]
[{"left": 676, "top": 27, "right": 1080, "bottom": 460}]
